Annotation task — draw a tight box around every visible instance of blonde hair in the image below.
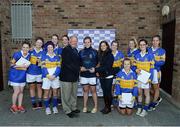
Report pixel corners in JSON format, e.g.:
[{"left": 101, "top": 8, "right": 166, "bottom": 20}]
[{"left": 129, "top": 37, "right": 138, "bottom": 48}]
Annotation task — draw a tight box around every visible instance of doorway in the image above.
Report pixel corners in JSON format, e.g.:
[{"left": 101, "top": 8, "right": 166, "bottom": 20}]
[{"left": 161, "top": 20, "right": 176, "bottom": 95}]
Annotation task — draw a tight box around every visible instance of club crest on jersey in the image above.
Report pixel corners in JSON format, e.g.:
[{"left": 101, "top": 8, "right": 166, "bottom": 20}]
[
  {"left": 89, "top": 54, "right": 93, "bottom": 59},
  {"left": 145, "top": 58, "right": 148, "bottom": 61},
  {"left": 131, "top": 75, "right": 134, "bottom": 79}
]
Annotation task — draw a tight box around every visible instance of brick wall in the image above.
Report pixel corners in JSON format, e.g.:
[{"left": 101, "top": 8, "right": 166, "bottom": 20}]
[
  {"left": 32, "top": 0, "right": 161, "bottom": 53},
  {"left": 172, "top": 2, "right": 180, "bottom": 104},
  {"left": 0, "top": 0, "right": 11, "bottom": 88}
]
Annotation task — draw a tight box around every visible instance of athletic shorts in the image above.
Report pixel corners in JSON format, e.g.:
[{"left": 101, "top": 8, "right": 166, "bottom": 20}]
[
  {"left": 152, "top": 69, "right": 161, "bottom": 84},
  {"left": 42, "top": 77, "right": 60, "bottom": 90},
  {"left": 26, "top": 74, "right": 42, "bottom": 83},
  {"left": 80, "top": 77, "right": 96, "bottom": 85}
]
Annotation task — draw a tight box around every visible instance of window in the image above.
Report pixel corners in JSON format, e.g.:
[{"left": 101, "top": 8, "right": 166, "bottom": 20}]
[{"left": 11, "top": 1, "right": 32, "bottom": 41}]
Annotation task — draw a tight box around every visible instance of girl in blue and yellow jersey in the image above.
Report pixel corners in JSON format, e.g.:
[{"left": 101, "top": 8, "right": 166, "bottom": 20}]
[
  {"left": 127, "top": 38, "right": 140, "bottom": 108},
  {"left": 115, "top": 58, "right": 138, "bottom": 115},
  {"left": 134, "top": 39, "right": 154, "bottom": 117},
  {"left": 41, "top": 41, "right": 61, "bottom": 115},
  {"left": 27, "top": 37, "right": 44, "bottom": 110},
  {"left": 111, "top": 40, "right": 124, "bottom": 75},
  {"left": 9, "top": 41, "right": 31, "bottom": 114},
  {"left": 127, "top": 38, "right": 140, "bottom": 70},
  {"left": 44, "top": 34, "right": 63, "bottom": 105},
  {"left": 148, "top": 35, "right": 166, "bottom": 110},
  {"left": 43, "top": 34, "right": 63, "bottom": 57},
  {"left": 51, "top": 34, "right": 63, "bottom": 105},
  {"left": 111, "top": 40, "right": 124, "bottom": 109}
]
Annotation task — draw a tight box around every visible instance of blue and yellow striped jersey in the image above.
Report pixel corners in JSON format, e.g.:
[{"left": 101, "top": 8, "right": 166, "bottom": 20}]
[
  {"left": 112, "top": 50, "right": 124, "bottom": 68},
  {"left": 41, "top": 53, "right": 61, "bottom": 78},
  {"left": 127, "top": 48, "right": 140, "bottom": 70},
  {"left": 134, "top": 51, "right": 155, "bottom": 81},
  {"left": 115, "top": 69, "right": 138, "bottom": 97},
  {"left": 27, "top": 48, "right": 44, "bottom": 75},
  {"left": 9, "top": 51, "right": 30, "bottom": 83},
  {"left": 148, "top": 47, "right": 166, "bottom": 71}
]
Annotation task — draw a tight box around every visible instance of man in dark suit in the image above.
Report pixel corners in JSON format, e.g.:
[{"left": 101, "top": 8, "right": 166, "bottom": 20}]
[{"left": 60, "top": 36, "right": 80, "bottom": 118}]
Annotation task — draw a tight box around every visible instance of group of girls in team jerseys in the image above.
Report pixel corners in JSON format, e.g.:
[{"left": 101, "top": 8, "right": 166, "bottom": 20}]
[{"left": 8, "top": 34, "right": 166, "bottom": 117}]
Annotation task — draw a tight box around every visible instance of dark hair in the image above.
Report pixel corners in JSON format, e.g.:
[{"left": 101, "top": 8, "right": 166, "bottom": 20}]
[
  {"left": 111, "top": 40, "right": 119, "bottom": 47},
  {"left": 62, "top": 35, "right": 69, "bottom": 40},
  {"left": 98, "top": 41, "right": 111, "bottom": 56},
  {"left": 83, "top": 36, "right": 92, "bottom": 43},
  {"left": 46, "top": 41, "right": 55, "bottom": 49},
  {"left": 35, "top": 37, "right": 44, "bottom": 45},
  {"left": 52, "top": 34, "right": 59, "bottom": 39},
  {"left": 138, "top": 39, "right": 148, "bottom": 52},
  {"left": 138, "top": 39, "right": 148, "bottom": 45},
  {"left": 22, "top": 41, "right": 31, "bottom": 47},
  {"left": 122, "top": 57, "right": 132, "bottom": 66},
  {"left": 152, "top": 35, "right": 161, "bottom": 41}
]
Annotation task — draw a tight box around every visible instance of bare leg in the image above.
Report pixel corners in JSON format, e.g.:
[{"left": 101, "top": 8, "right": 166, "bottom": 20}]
[
  {"left": 83, "top": 85, "right": 90, "bottom": 109},
  {"left": 144, "top": 89, "right": 150, "bottom": 106},
  {"left": 120, "top": 109, "right": 126, "bottom": 115},
  {"left": 37, "top": 83, "right": 42, "bottom": 100},
  {"left": 90, "top": 85, "right": 98, "bottom": 109},
  {"left": 29, "top": 83, "right": 36, "bottom": 98},
  {"left": 18, "top": 86, "right": 25, "bottom": 106},
  {"left": 153, "top": 84, "right": 160, "bottom": 102},
  {"left": 12, "top": 86, "right": 20, "bottom": 105},
  {"left": 126, "top": 108, "right": 133, "bottom": 115}
]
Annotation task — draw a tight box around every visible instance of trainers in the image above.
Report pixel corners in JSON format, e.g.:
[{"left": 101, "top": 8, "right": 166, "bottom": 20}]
[
  {"left": 18, "top": 106, "right": 26, "bottom": 113},
  {"left": 32, "top": 103, "right": 38, "bottom": 110},
  {"left": 91, "top": 108, "right": 97, "bottom": 113},
  {"left": 37, "top": 102, "right": 43, "bottom": 109},
  {"left": 45, "top": 107, "right": 51, "bottom": 115},
  {"left": 111, "top": 105, "right": 114, "bottom": 110},
  {"left": 136, "top": 108, "right": 142, "bottom": 116},
  {"left": 57, "top": 99, "right": 62, "bottom": 106},
  {"left": 83, "top": 107, "right": 87, "bottom": 113},
  {"left": 148, "top": 106, "right": 153, "bottom": 112},
  {"left": 155, "top": 97, "right": 163, "bottom": 107},
  {"left": 10, "top": 105, "right": 19, "bottom": 114},
  {"left": 139, "top": 109, "right": 148, "bottom": 117},
  {"left": 158, "top": 97, "right": 162, "bottom": 103},
  {"left": 52, "top": 107, "right": 58, "bottom": 114}
]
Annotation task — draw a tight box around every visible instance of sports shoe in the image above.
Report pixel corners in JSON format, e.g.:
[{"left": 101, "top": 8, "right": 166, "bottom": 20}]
[
  {"left": 158, "top": 97, "right": 162, "bottom": 103},
  {"left": 83, "top": 107, "right": 87, "bottom": 113},
  {"left": 148, "top": 106, "right": 153, "bottom": 111},
  {"left": 57, "top": 99, "right": 62, "bottom": 106},
  {"left": 10, "top": 105, "right": 19, "bottom": 114},
  {"left": 155, "top": 97, "right": 163, "bottom": 107},
  {"left": 32, "top": 103, "right": 38, "bottom": 110},
  {"left": 111, "top": 105, "right": 114, "bottom": 110},
  {"left": 52, "top": 107, "right": 58, "bottom": 114},
  {"left": 37, "top": 102, "right": 43, "bottom": 109},
  {"left": 136, "top": 108, "right": 142, "bottom": 116},
  {"left": 18, "top": 106, "right": 26, "bottom": 113},
  {"left": 139, "top": 109, "right": 148, "bottom": 117},
  {"left": 45, "top": 107, "right": 51, "bottom": 115},
  {"left": 91, "top": 108, "right": 97, "bottom": 113}
]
